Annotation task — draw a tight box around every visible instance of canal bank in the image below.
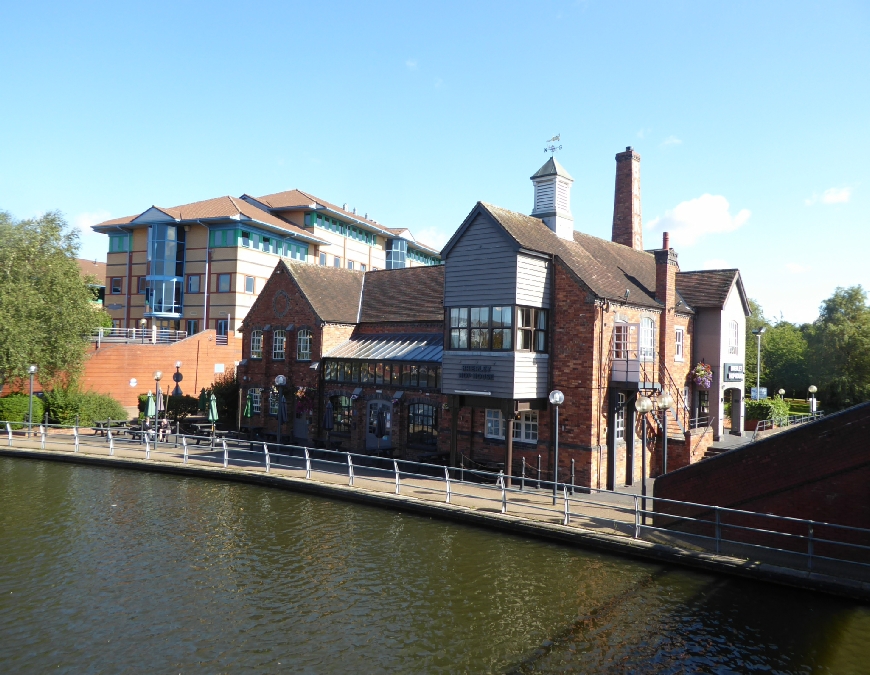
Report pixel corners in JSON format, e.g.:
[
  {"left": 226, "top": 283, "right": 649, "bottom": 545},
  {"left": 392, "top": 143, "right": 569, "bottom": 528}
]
[{"left": 2, "top": 442, "right": 867, "bottom": 603}]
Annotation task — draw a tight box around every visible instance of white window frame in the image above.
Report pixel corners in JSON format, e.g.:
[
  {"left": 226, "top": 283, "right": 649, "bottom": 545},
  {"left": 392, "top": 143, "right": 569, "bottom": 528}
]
[
  {"left": 250, "top": 388, "right": 263, "bottom": 414},
  {"left": 675, "top": 327, "right": 684, "bottom": 361},
  {"left": 269, "top": 390, "right": 279, "bottom": 416},
  {"left": 640, "top": 317, "right": 655, "bottom": 360},
  {"left": 297, "top": 329, "right": 312, "bottom": 361},
  {"left": 728, "top": 320, "right": 739, "bottom": 355},
  {"left": 245, "top": 276, "right": 255, "bottom": 294},
  {"left": 512, "top": 411, "right": 539, "bottom": 444},
  {"left": 272, "top": 329, "right": 286, "bottom": 360},
  {"left": 250, "top": 330, "right": 263, "bottom": 359},
  {"left": 615, "top": 392, "right": 626, "bottom": 441},
  {"left": 485, "top": 409, "right": 505, "bottom": 439}
]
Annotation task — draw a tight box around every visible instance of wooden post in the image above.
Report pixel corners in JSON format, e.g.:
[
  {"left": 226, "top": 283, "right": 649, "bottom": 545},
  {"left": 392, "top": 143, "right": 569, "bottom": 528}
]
[
  {"left": 449, "top": 396, "right": 458, "bottom": 467},
  {"left": 506, "top": 417, "right": 515, "bottom": 488}
]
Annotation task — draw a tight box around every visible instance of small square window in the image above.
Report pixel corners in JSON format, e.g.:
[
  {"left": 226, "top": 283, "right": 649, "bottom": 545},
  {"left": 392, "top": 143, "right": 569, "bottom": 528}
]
[
  {"left": 218, "top": 274, "right": 231, "bottom": 293},
  {"left": 485, "top": 409, "right": 504, "bottom": 439},
  {"left": 241, "top": 231, "right": 250, "bottom": 247},
  {"left": 245, "top": 276, "right": 255, "bottom": 294},
  {"left": 187, "top": 275, "right": 200, "bottom": 294},
  {"left": 347, "top": 260, "right": 354, "bottom": 270},
  {"left": 186, "top": 319, "right": 198, "bottom": 335},
  {"left": 138, "top": 277, "right": 147, "bottom": 294},
  {"left": 360, "top": 264, "right": 367, "bottom": 272},
  {"left": 334, "top": 257, "right": 341, "bottom": 268},
  {"left": 320, "top": 252, "right": 326, "bottom": 266},
  {"left": 111, "top": 278, "right": 122, "bottom": 294}
]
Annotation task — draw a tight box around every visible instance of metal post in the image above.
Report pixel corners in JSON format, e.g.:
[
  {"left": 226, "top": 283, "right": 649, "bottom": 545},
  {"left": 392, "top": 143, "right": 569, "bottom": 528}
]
[
  {"left": 182, "top": 436, "right": 188, "bottom": 464},
  {"left": 305, "top": 447, "right": 311, "bottom": 479},
  {"left": 662, "top": 409, "right": 668, "bottom": 475},
  {"left": 756, "top": 333, "right": 761, "bottom": 394},
  {"left": 553, "top": 405, "right": 560, "bottom": 505},
  {"left": 7, "top": 422, "right": 12, "bottom": 447},
  {"left": 715, "top": 507, "right": 721, "bottom": 554},
  {"left": 570, "top": 458, "right": 575, "bottom": 496},
  {"left": 808, "top": 521, "right": 814, "bottom": 571},
  {"left": 521, "top": 457, "right": 526, "bottom": 491},
  {"left": 641, "top": 415, "right": 648, "bottom": 526},
  {"left": 40, "top": 424, "right": 46, "bottom": 449},
  {"left": 634, "top": 495, "right": 639, "bottom": 538},
  {"left": 505, "top": 416, "right": 514, "bottom": 488},
  {"left": 145, "top": 435, "right": 151, "bottom": 460},
  {"left": 459, "top": 458, "right": 464, "bottom": 483},
  {"left": 276, "top": 385, "right": 284, "bottom": 448},
  {"left": 108, "top": 430, "right": 114, "bottom": 456},
  {"left": 73, "top": 425, "right": 79, "bottom": 453},
  {"left": 394, "top": 460, "right": 400, "bottom": 495},
  {"left": 563, "top": 486, "right": 570, "bottom": 526},
  {"left": 28, "top": 370, "right": 34, "bottom": 438},
  {"left": 445, "top": 466, "right": 451, "bottom": 504},
  {"left": 536, "top": 454, "right": 541, "bottom": 490},
  {"left": 222, "top": 439, "right": 228, "bottom": 468},
  {"left": 347, "top": 454, "right": 354, "bottom": 486},
  {"left": 498, "top": 471, "right": 506, "bottom": 514},
  {"left": 264, "top": 443, "right": 270, "bottom": 473}
]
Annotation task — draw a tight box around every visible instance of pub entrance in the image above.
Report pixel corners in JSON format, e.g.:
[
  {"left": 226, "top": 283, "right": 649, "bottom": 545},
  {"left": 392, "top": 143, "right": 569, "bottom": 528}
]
[{"left": 366, "top": 400, "right": 392, "bottom": 452}]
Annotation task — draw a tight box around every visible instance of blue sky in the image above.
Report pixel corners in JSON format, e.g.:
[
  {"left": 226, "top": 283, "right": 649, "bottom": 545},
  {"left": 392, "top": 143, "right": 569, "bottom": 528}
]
[{"left": 1, "top": 0, "right": 867, "bottom": 323}]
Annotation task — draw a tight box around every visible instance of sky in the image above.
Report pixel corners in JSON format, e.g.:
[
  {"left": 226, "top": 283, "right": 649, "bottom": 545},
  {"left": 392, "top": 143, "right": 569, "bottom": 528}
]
[{"left": 1, "top": 0, "right": 867, "bottom": 324}]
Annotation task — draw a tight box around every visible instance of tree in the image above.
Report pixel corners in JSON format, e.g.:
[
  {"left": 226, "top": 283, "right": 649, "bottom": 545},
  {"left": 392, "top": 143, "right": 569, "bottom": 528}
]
[
  {"left": 744, "top": 298, "right": 770, "bottom": 389},
  {"left": 0, "top": 210, "right": 104, "bottom": 387},
  {"left": 764, "top": 321, "right": 809, "bottom": 396}
]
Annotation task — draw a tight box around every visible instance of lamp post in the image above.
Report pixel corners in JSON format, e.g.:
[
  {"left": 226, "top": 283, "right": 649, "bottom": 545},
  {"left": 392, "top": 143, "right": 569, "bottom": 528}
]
[
  {"left": 172, "top": 361, "right": 184, "bottom": 397},
  {"left": 635, "top": 395, "right": 653, "bottom": 525},
  {"left": 140, "top": 318, "right": 147, "bottom": 344},
  {"left": 153, "top": 370, "right": 162, "bottom": 440},
  {"left": 778, "top": 388, "right": 785, "bottom": 398},
  {"left": 752, "top": 327, "right": 766, "bottom": 398},
  {"left": 27, "top": 365, "right": 37, "bottom": 437},
  {"left": 275, "top": 375, "right": 287, "bottom": 447},
  {"left": 549, "top": 389, "right": 564, "bottom": 505},
  {"left": 657, "top": 392, "right": 674, "bottom": 475},
  {"left": 808, "top": 385, "right": 818, "bottom": 414}
]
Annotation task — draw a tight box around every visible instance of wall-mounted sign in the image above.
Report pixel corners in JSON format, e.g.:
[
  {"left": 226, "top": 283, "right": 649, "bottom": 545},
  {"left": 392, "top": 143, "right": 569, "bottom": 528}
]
[
  {"left": 751, "top": 387, "right": 768, "bottom": 400},
  {"left": 724, "top": 363, "right": 744, "bottom": 382},
  {"left": 459, "top": 364, "right": 494, "bottom": 381}
]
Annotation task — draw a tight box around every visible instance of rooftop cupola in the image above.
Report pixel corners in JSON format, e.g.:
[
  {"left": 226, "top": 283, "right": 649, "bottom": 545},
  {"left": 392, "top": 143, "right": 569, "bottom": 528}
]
[{"left": 530, "top": 157, "right": 575, "bottom": 241}]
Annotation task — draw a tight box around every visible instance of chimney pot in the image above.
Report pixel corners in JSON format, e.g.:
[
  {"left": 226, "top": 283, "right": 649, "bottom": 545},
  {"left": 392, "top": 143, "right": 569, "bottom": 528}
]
[
  {"left": 663, "top": 232, "right": 670, "bottom": 250},
  {"left": 626, "top": 146, "right": 632, "bottom": 152}
]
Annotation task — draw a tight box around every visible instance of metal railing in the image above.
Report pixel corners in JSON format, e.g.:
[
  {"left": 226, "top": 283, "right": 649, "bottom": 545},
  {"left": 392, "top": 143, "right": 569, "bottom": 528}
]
[
  {"left": 3, "top": 419, "right": 868, "bottom": 585},
  {"left": 92, "top": 327, "right": 189, "bottom": 346},
  {"left": 751, "top": 411, "right": 824, "bottom": 441}
]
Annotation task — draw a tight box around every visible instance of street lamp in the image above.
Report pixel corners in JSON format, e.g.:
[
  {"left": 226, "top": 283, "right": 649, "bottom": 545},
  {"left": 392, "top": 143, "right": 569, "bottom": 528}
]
[
  {"left": 153, "top": 370, "right": 162, "bottom": 441},
  {"left": 635, "top": 394, "right": 654, "bottom": 525},
  {"left": 172, "top": 361, "right": 184, "bottom": 397},
  {"left": 275, "top": 374, "right": 287, "bottom": 447},
  {"left": 778, "top": 388, "right": 785, "bottom": 398},
  {"left": 140, "top": 318, "right": 147, "bottom": 344},
  {"left": 808, "top": 385, "right": 818, "bottom": 414},
  {"left": 549, "top": 389, "right": 564, "bottom": 505},
  {"left": 752, "top": 327, "right": 766, "bottom": 398},
  {"left": 28, "top": 364, "right": 37, "bottom": 437},
  {"left": 657, "top": 392, "right": 674, "bottom": 475}
]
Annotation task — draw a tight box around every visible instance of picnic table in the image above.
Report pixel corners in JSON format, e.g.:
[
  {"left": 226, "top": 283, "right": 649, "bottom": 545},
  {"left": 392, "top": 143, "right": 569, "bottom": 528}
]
[{"left": 92, "top": 421, "right": 129, "bottom": 437}]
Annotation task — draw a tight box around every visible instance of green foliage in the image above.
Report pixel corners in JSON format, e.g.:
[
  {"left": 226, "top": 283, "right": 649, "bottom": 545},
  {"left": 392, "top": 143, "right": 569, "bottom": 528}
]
[
  {"left": 745, "top": 397, "right": 790, "bottom": 423},
  {"left": 43, "top": 387, "right": 128, "bottom": 426},
  {"left": 167, "top": 395, "right": 199, "bottom": 423},
  {"left": 93, "top": 307, "right": 114, "bottom": 329},
  {"left": 0, "top": 394, "right": 44, "bottom": 429},
  {"left": 206, "top": 368, "right": 239, "bottom": 426},
  {"left": 0, "top": 210, "right": 106, "bottom": 387}
]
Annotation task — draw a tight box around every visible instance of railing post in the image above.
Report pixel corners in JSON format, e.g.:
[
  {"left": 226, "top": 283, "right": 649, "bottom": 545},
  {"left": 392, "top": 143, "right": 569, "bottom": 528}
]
[
  {"left": 7, "top": 422, "right": 12, "bottom": 447},
  {"left": 634, "top": 495, "right": 639, "bottom": 538},
  {"left": 182, "top": 436, "right": 188, "bottom": 464},
  {"left": 264, "top": 443, "right": 270, "bottom": 473},
  {"left": 145, "top": 435, "right": 151, "bottom": 460},
  {"left": 40, "top": 424, "right": 46, "bottom": 449},
  {"left": 570, "top": 458, "right": 575, "bottom": 496},
  {"left": 497, "top": 471, "right": 507, "bottom": 514},
  {"left": 108, "top": 430, "right": 114, "bottom": 456},
  {"left": 445, "top": 466, "right": 451, "bottom": 503},
  {"left": 459, "top": 458, "right": 464, "bottom": 483},
  {"left": 394, "top": 460, "right": 400, "bottom": 495},
  {"left": 564, "top": 486, "right": 570, "bottom": 526},
  {"left": 222, "top": 439, "right": 228, "bottom": 468},
  {"left": 304, "top": 448, "right": 311, "bottom": 479},
  {"left": 808, "top": 521, "right": 814, "bottom": 571},
  {"left": 347, "top": 454, "right": 354, "bottom": 486},
  {"left": 715, "top": 507, "right": 721, "bottom": 554},
  {"left": 536, "top": 454, "right": 541, "bottom": 490},
  {"left": 521, "top": 457, "right": 526, "bottom": 491}
]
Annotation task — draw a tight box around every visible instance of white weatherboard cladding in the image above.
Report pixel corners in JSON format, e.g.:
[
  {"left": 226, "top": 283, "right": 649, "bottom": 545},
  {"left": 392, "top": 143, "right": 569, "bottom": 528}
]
[
  {"left": 556, "top": 179, "right": 571, "bottom": 212},
  {"left": 513, "top": 352, "right": 549, "bottom": 398},
  {"left": 516, "top": 254, "right": 551, "bottom": 307},
  {"left": 444, "top": 213, "right": 517, "bottom": 307},
  {"left": 441, "top": 351, "right": 548, "bottom": 399}
]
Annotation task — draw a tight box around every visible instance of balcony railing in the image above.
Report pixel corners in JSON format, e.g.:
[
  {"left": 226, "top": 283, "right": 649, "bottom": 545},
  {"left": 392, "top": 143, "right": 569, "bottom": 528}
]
[{"left": 91, "top": 328, "right": 188, "bottom": 346}]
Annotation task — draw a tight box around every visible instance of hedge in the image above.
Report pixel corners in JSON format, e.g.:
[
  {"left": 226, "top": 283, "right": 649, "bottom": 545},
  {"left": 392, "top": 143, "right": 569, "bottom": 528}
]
[
  {"left": 0, "top": 394, "right": 45, "bottom": 429},
  {"left": 43, "top": 388, "right": 128, "bottom": 426},
  {"left": 138, "top": 393, "right": 200, "bottom": 423},
  {"left": 744, "top": 397, "right": 790, "bottom": 423}
]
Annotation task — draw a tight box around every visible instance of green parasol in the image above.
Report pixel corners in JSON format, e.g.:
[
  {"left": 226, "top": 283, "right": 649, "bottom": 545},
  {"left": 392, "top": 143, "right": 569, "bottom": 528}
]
[
  {"left": 208, "top": 393, "right": 219, "bottom": 423},
  {"left": 198, "top": 388, "right": 207, "bottom": 412},
  {"left": 243, "top": 392, "right": 252, "bottom": 418},
  {"left": 145, "top": 391, "right": 156, "bottom": 417}
]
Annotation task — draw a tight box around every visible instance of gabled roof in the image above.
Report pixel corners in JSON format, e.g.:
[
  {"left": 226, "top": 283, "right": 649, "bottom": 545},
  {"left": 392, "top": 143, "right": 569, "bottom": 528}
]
[
  {"left": 77, "top": 258, "right": 106, "bottom": 282},
  {"left": 360, "top": 266, "right": 444, "bottom": 323},
  {"left": 284, "top": 261, "right": 364, "bottom": 324},
  {"left": 531, "top": 156, "right": 573, "bottom": 181},
  {"left": 676, "top": 269, "right": 751, "bottom": 316}
]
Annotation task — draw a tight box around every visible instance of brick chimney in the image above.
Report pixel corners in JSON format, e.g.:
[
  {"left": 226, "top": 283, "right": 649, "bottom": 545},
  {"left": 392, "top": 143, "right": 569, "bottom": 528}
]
[
  {"left": 655, "top": 231, "right": 679, "bottom": 368},
  {"left": 612, "top": 147, "right": 643, "bottom": 250}
]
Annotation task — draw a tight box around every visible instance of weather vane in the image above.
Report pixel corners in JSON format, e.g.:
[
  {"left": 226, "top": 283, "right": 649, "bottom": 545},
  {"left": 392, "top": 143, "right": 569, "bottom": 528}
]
[{"left": 544, "top": 134, "right": 562, "bottom": 155}]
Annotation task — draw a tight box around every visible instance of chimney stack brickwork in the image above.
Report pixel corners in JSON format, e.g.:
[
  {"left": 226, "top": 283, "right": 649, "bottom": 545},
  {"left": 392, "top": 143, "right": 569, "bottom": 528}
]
[
  {"left": 654, "top": 234, "right": 679, "bottom": 372},
  {"left": 612, "top": 147, "right": 643, "bottom": 251}
]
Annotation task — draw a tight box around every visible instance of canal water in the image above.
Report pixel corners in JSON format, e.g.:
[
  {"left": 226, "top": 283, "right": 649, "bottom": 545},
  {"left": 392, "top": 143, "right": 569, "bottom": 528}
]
[{"left": 1, "top": 457, "right": 868, "bottom": 674}]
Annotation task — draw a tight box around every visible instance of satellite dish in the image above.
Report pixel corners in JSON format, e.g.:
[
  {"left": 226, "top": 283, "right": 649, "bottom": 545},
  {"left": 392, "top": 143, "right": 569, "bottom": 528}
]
[{"left": 129, "top": 378, "right": 138, "bottom": 388}]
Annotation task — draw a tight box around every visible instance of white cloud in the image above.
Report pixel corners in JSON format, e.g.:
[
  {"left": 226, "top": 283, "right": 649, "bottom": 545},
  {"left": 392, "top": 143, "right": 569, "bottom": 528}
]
[
  {"left": 702, "top": 259, "right": 731, "bottom": 270},
  {"left": 646, "top": 194, "right": 751, "bottom": 247},
  {"left": 661, "top": 135, "right": 682, "bottom": 147},
  {"left": 74, "top": 210, "right": 111, "bottom": 233},
  {"left": 411, "top": 225, "right": 450, "bottom": 251},
  {"left": 805, "top": 187, "right": 852, "bottom": 205},
  {"left": 405, "top": 59, "right": 418, "bottom": 70},
  {"left": 785, "top": 263, "right": 811, "bottom": 274}
]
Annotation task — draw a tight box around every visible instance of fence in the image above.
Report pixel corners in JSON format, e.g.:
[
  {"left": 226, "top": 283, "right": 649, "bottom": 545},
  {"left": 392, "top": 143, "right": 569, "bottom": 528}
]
[
  {"left": 91, "top": 327, "right": 189, "bottom": 346},
  {"left": 751, "top": 411, "right": 825, "bottom": 441},
  {"left": 3, "top": 419, "right": 868, "bottom": 585}
]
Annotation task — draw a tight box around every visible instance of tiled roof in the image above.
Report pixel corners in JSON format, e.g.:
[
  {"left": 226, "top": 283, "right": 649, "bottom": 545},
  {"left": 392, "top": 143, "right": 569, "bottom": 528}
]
[
  {"left": 77, "top": 258, "right": 106, "bottom": 282},
  {"left": 360, "top": 266, "right": 444, "bottom": 323},
  {"left": 95, "top": 215, "right": 136, "bottom": 226},
  {"left": 531, "top": 157, "right": 573, "bottom": 180},
  {"left": 285, "top": 261, "right": 364, "bottom": 324},
  {"left": 324, "top": 334, "right": 443, "bottom": 362},
  {"left": 675, "top": 270, "right": 739, "bottom": 309}
]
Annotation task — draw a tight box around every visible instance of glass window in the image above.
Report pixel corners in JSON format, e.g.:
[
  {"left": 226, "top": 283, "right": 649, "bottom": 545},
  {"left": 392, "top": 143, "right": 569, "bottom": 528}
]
[
  {"left": 250, "top": 330, "right": 263, "bottom": 359},
  {"left": 334, "top": 257, "right": 341, "bottom": 268},
  {"left": 111, "top": 278, "right": 122, "bottom": 294},
  {"left": 297, "top": 329, "right": 312, "bottom": 361},
  {"left": 613, "top": 323, "right": 629, "bottom": 359},
  {"left": 360, "top": 264, "right": 367, "bottom": 272},
  {"left": 331, "top": 395, "right": 352, "bottom": 433},
  {"left": 449, "top": 307, "right": 469, "bottom": 349},
  {"left": 250, "top": 388, "right": 262, "bottom": 414},
  {"left": 517, "top": 307, "right": 547, "bottom": 352},
  {"left": 470, "top": 307, "right": 490, "bottom": 349},
  {"left": 187, "top": 275, "right": 200, "bottom": 294},
  {"left": 269, "top": 390, "right": 279, "bottom": 416},
  {"left": 186, "top": 319, "right": 198, "bottom": 335},
  {"left": 513, "top": 411, "right": 539, "bottom": 443},
  {"left": 615, "top": 392, "right": 626, "bottom": 440},
  {"left": 408, "top": 404, "right": 437, "bottom": 446},
  {"left": 241, "top": 231, "right": 251, "bottom": 247},
  {"left": 729, "top": 321, "right": 739, "bottom": 355},
  {"left": 272, "top": 330, "right": 286, "bottom": 360},
  {"left": 245, "top": 276, "right": 255, "bottom": 294},
  {"left": 320, "top": 252, "right": 326, "bottom": 266},
  {"left": 218, "top": 274, "right": 231, "bottom": 293},
  {"left": 347, "top": 260, "right": 354, "bottom": 270},
  {"left": 138, "top": 277, "right": 147, "bottom": 294},
  {"left": 675, "top": 328, "right": 684, "bottom": 361},
  {"left": 216, "top": 320, "right": 228, "bottom": 336},
  {"left": 640, "top": 317, "right": 655, "bottom": 360},
  {"left": 485, "top": 409, "right": 504, "bottom": 439},
  {"left": 492, "top": 306, "right": 512, "bottom": 350}
]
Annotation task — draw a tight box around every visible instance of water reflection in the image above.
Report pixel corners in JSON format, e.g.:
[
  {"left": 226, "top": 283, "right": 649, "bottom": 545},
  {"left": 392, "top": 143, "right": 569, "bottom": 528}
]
[{"left": 0, "top": 458, "right": 867, "bottom": 674}]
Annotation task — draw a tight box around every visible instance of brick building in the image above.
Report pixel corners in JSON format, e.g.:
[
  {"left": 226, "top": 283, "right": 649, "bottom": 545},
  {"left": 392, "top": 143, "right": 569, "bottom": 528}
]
[{"left": 238, "top": 148, "right": 751, "bottom": 490}]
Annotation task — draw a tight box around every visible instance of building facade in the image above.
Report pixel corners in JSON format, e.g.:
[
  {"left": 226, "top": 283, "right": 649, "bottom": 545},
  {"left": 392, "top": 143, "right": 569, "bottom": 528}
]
[{"left": 238, "top": 149, "right": 751, "bottom": 490}]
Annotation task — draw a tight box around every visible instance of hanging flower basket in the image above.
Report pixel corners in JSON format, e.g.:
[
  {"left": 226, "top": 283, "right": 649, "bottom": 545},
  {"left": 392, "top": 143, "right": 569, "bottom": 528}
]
[
  {"left": 295, "top": 387, "right": 317, "bottom": 415},
  {"left": 692, "top": 362, "right": 713, "bottom": 389}
]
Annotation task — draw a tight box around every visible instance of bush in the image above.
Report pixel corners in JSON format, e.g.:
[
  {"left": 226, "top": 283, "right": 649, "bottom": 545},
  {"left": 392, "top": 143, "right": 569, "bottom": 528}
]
[
  {"left": 43, "top": 387, "right": 128, "bottom": 426},
  {"left": 0, "top": 394, "right": 45, "bottom": 429},
  {"left": 137, "top": 393, "right": 200, "bottom": 423},
  {"left": 745, "top": 397, "right": 790, "bottom": 424}
]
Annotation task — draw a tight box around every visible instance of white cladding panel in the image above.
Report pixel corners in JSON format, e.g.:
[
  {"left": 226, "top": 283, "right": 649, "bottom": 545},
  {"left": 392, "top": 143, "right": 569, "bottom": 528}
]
[
  {"left": 513, "top": 352, "right": 549, "bottom": 398},
  {"left": 556, "top": 179, "right": 571, "bottom": 212},
  {"left": 444, "top": 213, "right": 517, "bottom": 307},
  {"left": 516, "top": 254, "right": 551, "bottom": 307}
]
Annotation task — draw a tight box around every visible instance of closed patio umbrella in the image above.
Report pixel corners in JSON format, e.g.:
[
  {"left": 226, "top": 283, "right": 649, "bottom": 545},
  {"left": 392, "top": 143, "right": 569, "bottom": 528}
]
[
  {"left": 145, "top": 391, "right": 156, "bottom": 418},
  {"left": 243, "top": 392, "right": 252, "bottom": 418},
  {"left": 279, "top": 395, "right": 288, "bottom": 425},
  {"left": 198, "top": 388, "right": 207, "bottom": 412},
  {"left": 323, "top": 400, "right": 334, "bottom": 447},
  {"left": 208, "top": 393, "right": 219, "bottom": 424},
  {"left": 156, "top": 387, "right": 165, "bottom": 417},
  {"left": 375, "top": 407, "right": 387, "bottom": 453}
]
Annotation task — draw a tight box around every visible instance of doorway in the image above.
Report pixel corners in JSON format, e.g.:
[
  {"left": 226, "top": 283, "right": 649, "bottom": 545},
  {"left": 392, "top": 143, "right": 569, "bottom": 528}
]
[{"left": 366, "top": 400, "right": 392, "bottom": 452}]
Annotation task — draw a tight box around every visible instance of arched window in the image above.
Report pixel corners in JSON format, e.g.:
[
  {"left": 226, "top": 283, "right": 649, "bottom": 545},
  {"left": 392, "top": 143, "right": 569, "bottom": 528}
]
[
  {"left": 640, "top": 317, "right": 655, "bottom": 360},
  {"left": 297, "top": 329, "right": 312, "bottom": 361},
  {"left": 330, "top": 395, "right": 351, "bottom": 433},
  {"left": 250, "top": 330, "right": 263, "bottom": 359},
  {"left": 409, "top": 404, "right": 438, "bottom": 446},
  {"left": 729, "top": 321, "right": 739, "bottom": 355},
  {"left": 272, "top": 329, "right": 286, "bottom": 360}
]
